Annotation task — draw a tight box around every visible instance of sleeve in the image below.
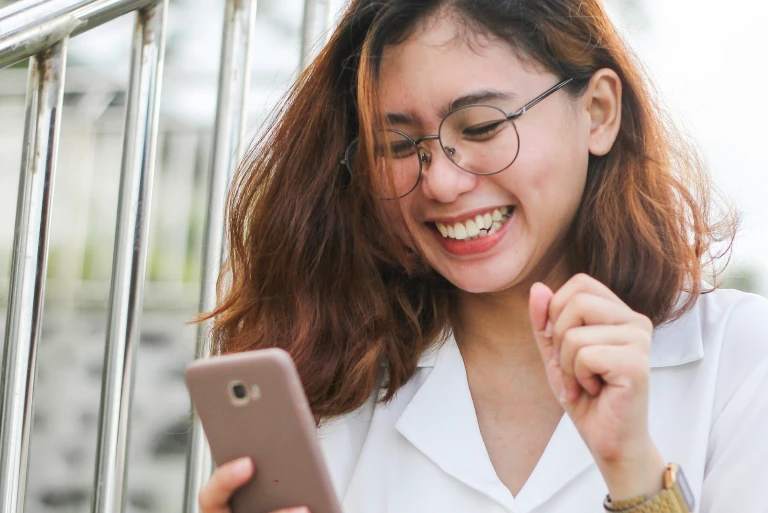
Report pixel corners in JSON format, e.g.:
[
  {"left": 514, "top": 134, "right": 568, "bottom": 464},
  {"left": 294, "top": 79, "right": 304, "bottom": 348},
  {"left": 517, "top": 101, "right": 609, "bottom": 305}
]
[{"left": 699, "top": 292, "right": 768, "bottom": 512}]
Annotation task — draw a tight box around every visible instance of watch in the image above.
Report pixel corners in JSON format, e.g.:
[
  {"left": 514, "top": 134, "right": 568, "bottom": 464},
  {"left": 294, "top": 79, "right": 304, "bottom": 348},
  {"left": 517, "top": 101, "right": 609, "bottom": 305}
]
[{"left": 603, "top": 463, "right": 696, "bottom": 512}]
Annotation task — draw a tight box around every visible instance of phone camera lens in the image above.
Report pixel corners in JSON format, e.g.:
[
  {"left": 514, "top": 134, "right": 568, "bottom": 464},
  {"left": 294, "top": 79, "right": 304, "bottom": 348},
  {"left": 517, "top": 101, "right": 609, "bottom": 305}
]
[{"left": 232, "top": 383, "right": 247, "bottom": 399}]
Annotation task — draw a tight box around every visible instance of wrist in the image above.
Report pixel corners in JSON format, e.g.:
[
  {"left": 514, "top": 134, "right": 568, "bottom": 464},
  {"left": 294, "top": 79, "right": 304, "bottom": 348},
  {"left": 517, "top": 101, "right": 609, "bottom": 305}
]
[{"left": 598, "top": 442, "right": 666, "bottom": 502}]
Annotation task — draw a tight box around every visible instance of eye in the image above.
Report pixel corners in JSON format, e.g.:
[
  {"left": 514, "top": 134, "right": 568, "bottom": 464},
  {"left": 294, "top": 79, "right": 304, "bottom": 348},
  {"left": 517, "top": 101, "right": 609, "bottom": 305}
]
[
  {"left": 389, "top": 140, "right": 416, "bottom": 158},
  {"left": 462, "top": 119, "right": 506, "bottom": 139}
]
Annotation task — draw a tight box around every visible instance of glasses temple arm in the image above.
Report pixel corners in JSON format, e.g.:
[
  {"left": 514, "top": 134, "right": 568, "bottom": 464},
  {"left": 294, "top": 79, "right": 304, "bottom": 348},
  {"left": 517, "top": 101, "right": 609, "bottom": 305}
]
[{"left": 507, "top": 77, "right": 574, "bottom": 120}]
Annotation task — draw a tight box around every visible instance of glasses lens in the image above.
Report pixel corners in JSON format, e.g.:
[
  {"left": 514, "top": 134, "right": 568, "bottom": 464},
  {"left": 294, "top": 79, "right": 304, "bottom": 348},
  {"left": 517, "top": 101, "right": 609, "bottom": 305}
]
[
  {"left": 346, "top": 130, "right": 421, "bottom": 199},
  {"left": 439, "top": 105, "right": 519, "bottom": 175}
]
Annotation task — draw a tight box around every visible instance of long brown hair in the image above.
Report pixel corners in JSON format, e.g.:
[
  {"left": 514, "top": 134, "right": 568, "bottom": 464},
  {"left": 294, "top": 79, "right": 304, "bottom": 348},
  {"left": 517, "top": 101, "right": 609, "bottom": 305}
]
[{"left": 203, "top": 0, "right": 737, "bottom": 421}]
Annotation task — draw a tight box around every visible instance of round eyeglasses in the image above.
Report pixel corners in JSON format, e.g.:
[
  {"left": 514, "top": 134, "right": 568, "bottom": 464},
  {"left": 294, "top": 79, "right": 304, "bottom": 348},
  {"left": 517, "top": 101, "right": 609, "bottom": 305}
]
[{"left": 341, "top": 77, "right": 573, "bottom": 199}]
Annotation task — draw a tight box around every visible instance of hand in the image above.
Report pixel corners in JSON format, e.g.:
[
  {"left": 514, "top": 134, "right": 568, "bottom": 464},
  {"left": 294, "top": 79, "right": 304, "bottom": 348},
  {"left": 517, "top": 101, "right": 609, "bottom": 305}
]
[
  {"left": 528, "top": 274, "right": 665, "bottom": 501},
  {"left": 198, "top": 457, "right": 311, "bottom": 513}
]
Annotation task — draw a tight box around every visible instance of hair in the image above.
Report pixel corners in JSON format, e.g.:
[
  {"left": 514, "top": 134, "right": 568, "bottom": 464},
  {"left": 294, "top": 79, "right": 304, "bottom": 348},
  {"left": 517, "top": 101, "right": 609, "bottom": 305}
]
[{"left": 201, "top": 0, "right": 737, "bottom": 421}]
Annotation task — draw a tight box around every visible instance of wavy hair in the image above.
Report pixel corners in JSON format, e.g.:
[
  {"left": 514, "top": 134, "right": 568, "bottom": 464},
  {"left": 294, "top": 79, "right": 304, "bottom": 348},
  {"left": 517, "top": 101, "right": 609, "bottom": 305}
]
[{"left": 202, "top": 0, "right": 737, "bottom": 421}]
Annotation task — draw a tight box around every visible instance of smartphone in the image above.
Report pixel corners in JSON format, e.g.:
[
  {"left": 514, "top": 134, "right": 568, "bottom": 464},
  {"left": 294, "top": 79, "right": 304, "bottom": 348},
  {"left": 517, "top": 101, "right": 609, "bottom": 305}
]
[{"left": 185, "top": 348, "right": 342, "bottom": 513}]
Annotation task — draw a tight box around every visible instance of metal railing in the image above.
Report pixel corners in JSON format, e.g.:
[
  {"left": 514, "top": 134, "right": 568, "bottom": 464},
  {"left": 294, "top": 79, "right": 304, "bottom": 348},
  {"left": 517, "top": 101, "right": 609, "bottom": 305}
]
[{"left": 0, "top": 0, "right": 335, "bottom": 512}]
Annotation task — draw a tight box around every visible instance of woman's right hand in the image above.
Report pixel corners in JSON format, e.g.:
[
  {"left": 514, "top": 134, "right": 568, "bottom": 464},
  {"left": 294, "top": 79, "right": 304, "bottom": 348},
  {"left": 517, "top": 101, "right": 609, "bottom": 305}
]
[{"left": 198, "top": 457, "right": 310, "bottom": 513}]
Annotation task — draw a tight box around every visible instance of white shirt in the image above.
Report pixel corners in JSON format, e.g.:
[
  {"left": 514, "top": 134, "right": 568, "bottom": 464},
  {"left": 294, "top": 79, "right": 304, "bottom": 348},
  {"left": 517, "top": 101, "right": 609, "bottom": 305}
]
[{"left": 317, "top": 288, "right": 768, "bottom": 513}]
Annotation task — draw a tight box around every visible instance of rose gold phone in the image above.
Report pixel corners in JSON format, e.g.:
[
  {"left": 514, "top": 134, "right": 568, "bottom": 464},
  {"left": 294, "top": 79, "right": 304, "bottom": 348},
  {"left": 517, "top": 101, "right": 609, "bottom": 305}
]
[{"left": 185, "top": 348, "right": 342, "bottom": 513}]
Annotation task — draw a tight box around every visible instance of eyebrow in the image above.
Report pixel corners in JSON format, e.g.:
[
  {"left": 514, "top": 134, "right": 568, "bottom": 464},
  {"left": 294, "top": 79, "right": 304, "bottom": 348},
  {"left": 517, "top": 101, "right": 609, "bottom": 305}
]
[
  {"left": 443, "top": 89, "right": 517, "bottom": 117},
  {"left": 385, "top": 89, "right": 518, "bottom": 126}
]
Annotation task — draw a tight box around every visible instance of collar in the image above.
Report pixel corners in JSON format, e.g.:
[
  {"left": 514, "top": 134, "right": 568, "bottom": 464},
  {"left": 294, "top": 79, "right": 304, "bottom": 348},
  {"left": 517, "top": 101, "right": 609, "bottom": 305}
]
[{"left": 399, "top": 334, "right": 594, "bottom": 511}]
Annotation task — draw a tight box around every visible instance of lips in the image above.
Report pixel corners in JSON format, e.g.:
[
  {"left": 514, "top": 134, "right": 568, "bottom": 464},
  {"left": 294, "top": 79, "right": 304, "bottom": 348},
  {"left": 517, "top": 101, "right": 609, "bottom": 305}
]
[{"left": 428, "top": 206, "right": 516, "bottom": 256}]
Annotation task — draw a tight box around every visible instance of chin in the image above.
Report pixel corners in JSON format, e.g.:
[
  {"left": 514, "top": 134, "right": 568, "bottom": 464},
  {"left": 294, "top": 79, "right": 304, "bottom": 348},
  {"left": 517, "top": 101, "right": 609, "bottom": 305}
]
[{"left": 435, "top": 262, "right": 528, "bottom": 295}]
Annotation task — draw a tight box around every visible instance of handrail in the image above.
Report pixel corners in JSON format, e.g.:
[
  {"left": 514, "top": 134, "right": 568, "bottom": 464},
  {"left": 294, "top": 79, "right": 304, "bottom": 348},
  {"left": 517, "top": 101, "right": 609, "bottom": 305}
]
[
  {"left": 181, "top": 1, "right": 328, "bottom": 511},
  {"left": 300, "top": 0, "right": 335, "bottom": 69},
  {"left": 0, "top": 1, "right": 166, "bottom": 512},
  {"left": 182, "top": 1, "right": 257, "bottom": 512},
  {"left": 91, "top": 2, "right": 167, "bottom": 512},
  {"left": 1, "top": 0, "right": 338, "bottom": 511},
  {"left": 0, "top": 37, "right": 68, "bottom": 513},
  {"left": 0, "top": 0, "right": 157, "bottom": 69}
]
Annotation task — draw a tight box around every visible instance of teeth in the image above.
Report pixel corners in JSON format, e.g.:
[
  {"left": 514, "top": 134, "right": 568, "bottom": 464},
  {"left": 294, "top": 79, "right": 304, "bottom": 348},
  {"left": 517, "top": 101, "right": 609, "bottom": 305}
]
[
  {"left": 433, "top": 206, "right": 513, "bottom": 240},
  {"left": 454, "top": 223, "right": 468, "bottom": 240},
  {"left": 465, "top": 220, "right": 480, "bottom": 237}
]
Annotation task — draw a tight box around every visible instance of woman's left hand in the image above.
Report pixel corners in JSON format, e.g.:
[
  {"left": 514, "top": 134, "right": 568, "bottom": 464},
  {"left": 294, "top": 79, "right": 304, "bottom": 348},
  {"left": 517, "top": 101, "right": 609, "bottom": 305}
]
[{"left": 528, "top": 273, "right": 666, "bottom": 501}]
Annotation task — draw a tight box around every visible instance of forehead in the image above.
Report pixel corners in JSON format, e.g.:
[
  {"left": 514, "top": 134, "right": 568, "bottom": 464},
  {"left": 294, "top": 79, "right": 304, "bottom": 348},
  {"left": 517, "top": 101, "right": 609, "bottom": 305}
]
[{"left": 377, "top": 15, "right": 544, "bottom": 119}]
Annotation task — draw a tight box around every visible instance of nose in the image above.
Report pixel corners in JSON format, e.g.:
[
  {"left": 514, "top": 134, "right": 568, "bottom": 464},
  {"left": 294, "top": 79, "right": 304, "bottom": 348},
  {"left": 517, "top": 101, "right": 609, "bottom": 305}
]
[{"left": 418, "top": 141, "right": 478, "bottom": 203}]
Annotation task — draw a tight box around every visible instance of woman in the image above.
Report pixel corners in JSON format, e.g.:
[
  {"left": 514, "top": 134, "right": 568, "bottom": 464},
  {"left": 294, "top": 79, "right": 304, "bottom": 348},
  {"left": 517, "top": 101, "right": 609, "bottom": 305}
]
[{"left": 198, "top": 0, "right": 768, "bottom": 512}]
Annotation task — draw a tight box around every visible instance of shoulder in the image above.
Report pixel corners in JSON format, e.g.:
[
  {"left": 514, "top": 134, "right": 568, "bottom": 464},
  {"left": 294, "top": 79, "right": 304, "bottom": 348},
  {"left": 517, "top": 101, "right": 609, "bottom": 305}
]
[
  {"left": 654, "top": 286, "right": 768, "bottom": 362},
  {"left": 651, "top": 287, "right": 768, "bottom": 415},
  {"left": 695, "top": 287, "right": 768, "bottom": 367},
  {"left": 690, "top": 287, "right": 768, "bottom": 416}
]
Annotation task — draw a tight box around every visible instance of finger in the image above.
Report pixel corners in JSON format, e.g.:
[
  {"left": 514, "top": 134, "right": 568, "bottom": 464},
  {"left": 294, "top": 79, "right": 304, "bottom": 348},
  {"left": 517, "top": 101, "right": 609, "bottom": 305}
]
[
  {"left": 550, "top": 293, "right": 637, "bottom": 399},
  {"left": 572, "top": 344, "right": 650, "bottom": 399},
  {"left": 559, "top": 325, "right": 643, "bottom": 401},
  {"left": 271, "top": 508, "right": 311, "bottom": 513},
  {"left": 553, "top": 293, "right": 642, "bottom": 341},
  {"left": 198, "top": 457, "right": 254, "bottom": 513},
  {"left": 529, "top": 282, "right": 555, "bottom": 361},
  {"left": 549, "top": 274, "right": 622, "bottom": 323},
  {"left": 551, "top": 293, "right": 635, "bottom": 360},
  {"left": 529, "top": 282, "right": 567, "bottom": 400}
]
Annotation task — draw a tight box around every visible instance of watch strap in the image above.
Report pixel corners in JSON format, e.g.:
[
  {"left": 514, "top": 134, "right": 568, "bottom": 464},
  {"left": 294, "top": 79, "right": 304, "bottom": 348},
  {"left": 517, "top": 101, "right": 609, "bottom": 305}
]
[
  {"left": 604, "top": 494, "right": 649, "bottom": 511},
  {"left": 621, "top": 489, "right": 685, "bottom": 512}
]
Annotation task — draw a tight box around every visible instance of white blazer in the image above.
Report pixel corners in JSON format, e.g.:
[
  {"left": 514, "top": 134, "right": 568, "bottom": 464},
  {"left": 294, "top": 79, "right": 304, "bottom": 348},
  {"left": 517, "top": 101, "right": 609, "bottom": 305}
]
[{"left": 317, "top": 288, "right": 768, "bottom": 513}]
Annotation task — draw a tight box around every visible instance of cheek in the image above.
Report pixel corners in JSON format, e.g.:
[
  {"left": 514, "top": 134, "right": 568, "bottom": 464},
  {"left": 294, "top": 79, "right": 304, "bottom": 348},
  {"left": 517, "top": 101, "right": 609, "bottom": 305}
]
[{"left": 512, "top": 126, "right": 589, "bottom": 226}]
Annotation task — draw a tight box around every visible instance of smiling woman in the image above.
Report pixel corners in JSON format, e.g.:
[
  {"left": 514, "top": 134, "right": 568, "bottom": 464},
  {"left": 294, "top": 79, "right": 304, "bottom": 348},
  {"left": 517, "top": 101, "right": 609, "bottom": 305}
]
[{"left": 196, "top": 1, "right": 768, "bottom": 513}]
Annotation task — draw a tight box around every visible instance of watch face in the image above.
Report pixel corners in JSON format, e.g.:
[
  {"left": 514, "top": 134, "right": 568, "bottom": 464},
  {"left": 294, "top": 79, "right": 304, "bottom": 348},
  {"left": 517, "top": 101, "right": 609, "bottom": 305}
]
[{"left": 676, "top": 465, "right": 696, "bottom": 511}]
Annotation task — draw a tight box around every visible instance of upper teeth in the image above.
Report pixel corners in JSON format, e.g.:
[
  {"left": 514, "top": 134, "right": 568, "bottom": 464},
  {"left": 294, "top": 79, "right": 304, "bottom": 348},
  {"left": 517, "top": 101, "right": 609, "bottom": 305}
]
[{"left": 435, "top": 206, "right": 511, "bottom": 240}]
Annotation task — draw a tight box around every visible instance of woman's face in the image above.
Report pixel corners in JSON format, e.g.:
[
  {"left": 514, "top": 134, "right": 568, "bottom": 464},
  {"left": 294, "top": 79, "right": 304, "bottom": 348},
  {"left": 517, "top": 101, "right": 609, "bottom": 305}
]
[{"left": 377, "top": 15, "right": 593, "bottom": 293}]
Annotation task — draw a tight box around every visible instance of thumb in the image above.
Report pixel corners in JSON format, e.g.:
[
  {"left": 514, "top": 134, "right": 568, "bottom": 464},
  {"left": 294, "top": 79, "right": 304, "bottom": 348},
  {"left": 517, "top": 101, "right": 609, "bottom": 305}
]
[
  {"left": 529, "top": 282, "right": 554, "bottom": 334},
  {"left": 529, "top": 282, "right": 566, "bottom": 402},
  {"left": 529, "top": 282, "right": 555, "bottom": 357}
]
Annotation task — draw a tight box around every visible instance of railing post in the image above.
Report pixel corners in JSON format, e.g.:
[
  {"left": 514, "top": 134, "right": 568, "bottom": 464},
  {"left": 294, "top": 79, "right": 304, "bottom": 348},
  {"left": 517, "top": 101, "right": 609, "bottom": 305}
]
[
  {"left": 183, "top": 1, "right": 257, "bottom": 511},
  {"left": 0, "top": 39, "right": 68, "bottom": 513},
  {"left": 90, "top": 2, "right": 167, "bottom": 512},
  {"left": 300, "top": 0, "right": 336, "bottom": 70}
]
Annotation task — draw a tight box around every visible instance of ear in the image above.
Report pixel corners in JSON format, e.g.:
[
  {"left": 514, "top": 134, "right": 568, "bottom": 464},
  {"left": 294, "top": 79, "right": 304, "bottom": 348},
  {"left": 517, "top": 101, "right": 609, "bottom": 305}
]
[{"left": 584, "top": 69, "right": 622, "bottom": 156}]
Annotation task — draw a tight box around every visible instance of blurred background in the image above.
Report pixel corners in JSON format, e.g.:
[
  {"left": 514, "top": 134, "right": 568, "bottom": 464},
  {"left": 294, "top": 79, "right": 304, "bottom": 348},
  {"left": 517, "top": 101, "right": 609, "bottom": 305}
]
[{"left": 0, "top": 0, "right": 766, "bottom": 511}]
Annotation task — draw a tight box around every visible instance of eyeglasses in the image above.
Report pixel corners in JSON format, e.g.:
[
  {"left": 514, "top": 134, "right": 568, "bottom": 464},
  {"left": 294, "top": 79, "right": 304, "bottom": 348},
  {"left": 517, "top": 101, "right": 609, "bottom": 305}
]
[{"left": 341, "top": 77, "right": 573, "bottom": 199}]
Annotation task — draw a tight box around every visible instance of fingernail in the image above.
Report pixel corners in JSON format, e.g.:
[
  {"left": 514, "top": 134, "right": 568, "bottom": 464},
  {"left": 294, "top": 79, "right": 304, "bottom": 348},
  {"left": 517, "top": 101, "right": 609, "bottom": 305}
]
[
  {"left": 544, "top": 320, "right": 553, "bottom": 338},
  {"left": 559, "top": 385, "right": 568, "bottom": 404},
  {"left": 232, "top": 457, "right": 252, "bottom": 479}
]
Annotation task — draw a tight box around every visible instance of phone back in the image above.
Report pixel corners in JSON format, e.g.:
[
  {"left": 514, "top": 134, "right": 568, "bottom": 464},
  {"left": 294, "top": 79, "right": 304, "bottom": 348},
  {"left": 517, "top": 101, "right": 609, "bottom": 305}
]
[{"left": 185, "top": 349, "right": 342, "bottom": 513}]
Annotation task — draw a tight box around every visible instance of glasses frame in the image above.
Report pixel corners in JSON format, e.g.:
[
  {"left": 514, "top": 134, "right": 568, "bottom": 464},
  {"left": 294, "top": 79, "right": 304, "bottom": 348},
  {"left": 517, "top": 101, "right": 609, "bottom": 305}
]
[{"left": 341, "top": 77, "right": 574, "bottom": 199}]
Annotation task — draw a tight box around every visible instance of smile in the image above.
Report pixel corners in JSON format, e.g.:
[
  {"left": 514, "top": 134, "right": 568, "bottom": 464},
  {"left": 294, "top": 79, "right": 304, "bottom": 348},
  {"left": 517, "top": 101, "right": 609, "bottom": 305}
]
[{"left": 432, "top": 206, "right": 513, "bottom": 241}]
